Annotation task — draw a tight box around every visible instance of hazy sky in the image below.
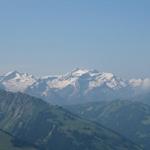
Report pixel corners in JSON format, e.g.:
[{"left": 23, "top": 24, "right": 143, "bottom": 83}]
[{"left": 0, "top": 0, "right": 150, "bottom": 78}]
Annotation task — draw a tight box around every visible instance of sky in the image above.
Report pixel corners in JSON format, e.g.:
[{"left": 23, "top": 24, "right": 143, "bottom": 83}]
[{"left": 0, "top": 0, "right": 150, "bottom": 78}]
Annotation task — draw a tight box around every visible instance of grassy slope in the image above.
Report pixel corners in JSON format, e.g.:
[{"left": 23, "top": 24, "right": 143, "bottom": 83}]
[
  {"left": 0, "top": 90, "right": 142, "bottom": 150},
  {"left": 0, "top": 130, "right": 36, "bottom": 150},
  {"left": 66, "top": 100, "right": 150, "bottom": 150}
]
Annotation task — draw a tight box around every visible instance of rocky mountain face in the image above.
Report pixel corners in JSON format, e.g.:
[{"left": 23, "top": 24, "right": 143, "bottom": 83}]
[{"left": 0, "top": 90, "right": 142, "bottom": 150}]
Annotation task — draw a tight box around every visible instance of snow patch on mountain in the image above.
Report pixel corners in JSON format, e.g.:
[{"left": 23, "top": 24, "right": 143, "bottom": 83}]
[{"left": 70, "top": 68, "right": 89, "bottom": 77}]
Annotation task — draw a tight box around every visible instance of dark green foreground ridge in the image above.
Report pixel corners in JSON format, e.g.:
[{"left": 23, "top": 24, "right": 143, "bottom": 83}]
[
  {"left": 0, "top": 130, "right": 36, "bottom": 150},
  {"left": 0, "top": 90, "right": 142, "bottom": 150}
]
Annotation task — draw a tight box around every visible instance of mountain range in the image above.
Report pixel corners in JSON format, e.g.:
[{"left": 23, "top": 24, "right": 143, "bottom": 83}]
[
  {"left": 0, "top": 68, "right": 150, "bottom": 105},
  {"left": 0, "top": 69, "right": 149, "bottom": 150}
]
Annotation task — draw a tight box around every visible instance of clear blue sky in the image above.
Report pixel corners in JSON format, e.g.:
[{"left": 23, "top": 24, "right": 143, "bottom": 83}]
[{"left": 0, "top": 0, "right": 150, "bottom": 78}]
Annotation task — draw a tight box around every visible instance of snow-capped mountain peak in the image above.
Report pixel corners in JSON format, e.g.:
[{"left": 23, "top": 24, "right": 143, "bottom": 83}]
[
  {"left": 88, "top": 72, "right": 127, "bottom": 90},
  {"left": 0, "top": 71, "right": 36, "bottom": 92},
  {"left": 3, "top": 70, "right": 20, "bottom": 79}
]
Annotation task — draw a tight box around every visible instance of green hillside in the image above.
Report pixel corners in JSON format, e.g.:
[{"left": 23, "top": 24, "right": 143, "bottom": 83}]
[
  {"left": 66, "top": 100, "right": 150, "bottom": 150},
  {"left": 0, "top": 90, "right": 142, "bottom": 150},
  {"left": 0, "top": 130, "right": 36, "bottom": 150}
]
